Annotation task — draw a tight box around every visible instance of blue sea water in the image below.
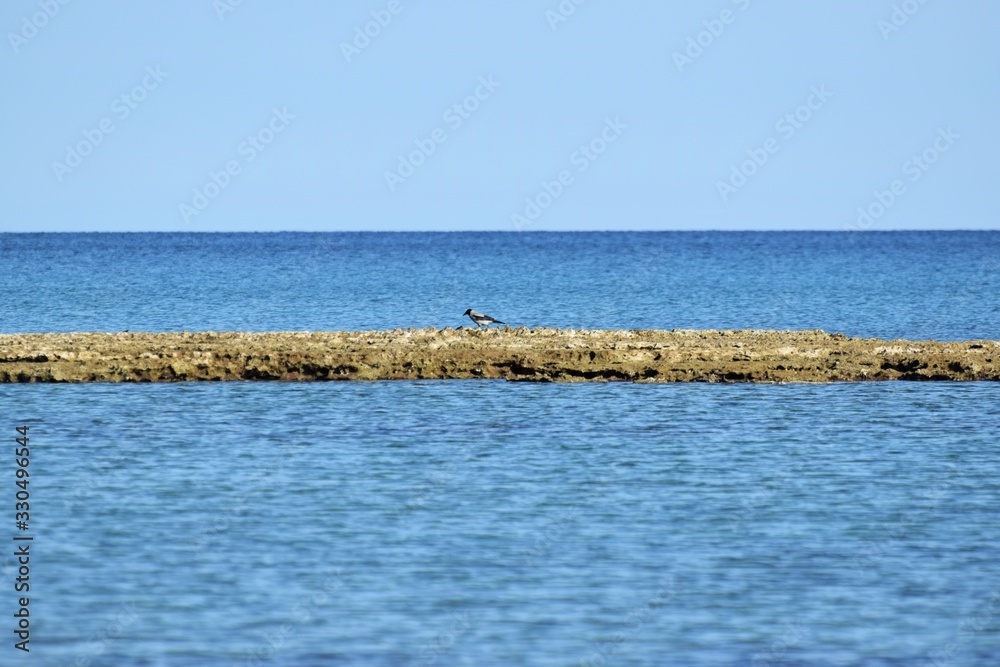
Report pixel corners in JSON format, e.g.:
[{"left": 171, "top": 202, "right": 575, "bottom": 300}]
[
  {"left": 1, "top": 232, "right": 999, "bottom": 666},
  {"left": 1, "top": 231, "right": 998, "bottom": 338}
]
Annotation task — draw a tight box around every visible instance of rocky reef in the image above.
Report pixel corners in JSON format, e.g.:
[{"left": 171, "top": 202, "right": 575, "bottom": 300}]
[{"left": 0, "top": 328, "right": 997, "bottom": 383}]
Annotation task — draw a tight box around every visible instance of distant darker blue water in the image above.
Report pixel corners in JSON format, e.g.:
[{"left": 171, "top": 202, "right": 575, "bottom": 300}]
[
  {"left": 1, "top": 233, "right": 999, "bottom": 666},
  {"left": 1, "top": 231, "right": 998, "bottom": 339}
]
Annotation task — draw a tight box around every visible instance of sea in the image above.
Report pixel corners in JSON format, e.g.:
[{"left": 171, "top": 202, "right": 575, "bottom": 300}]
[{"left": 0, "top": 231, "right": 998, "bottom": 666}]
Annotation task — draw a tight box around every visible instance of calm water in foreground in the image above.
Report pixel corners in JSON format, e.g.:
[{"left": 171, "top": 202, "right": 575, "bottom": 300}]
[
  {"left": 1, "top": 232, "right": 998, "bottom": 665},
  {"left": 2, "top": 382, "right": 998, "bottom": 666}
]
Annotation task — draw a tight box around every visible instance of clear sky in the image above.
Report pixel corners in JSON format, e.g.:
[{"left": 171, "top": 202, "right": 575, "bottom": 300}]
[{"left": 3, "top": 1, "right": 997, "bottom": 231}]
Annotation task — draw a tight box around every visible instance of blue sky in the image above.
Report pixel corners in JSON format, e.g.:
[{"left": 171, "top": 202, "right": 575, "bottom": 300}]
[{"left": 2, "top": 1, "right": 997, "bottom": 231}]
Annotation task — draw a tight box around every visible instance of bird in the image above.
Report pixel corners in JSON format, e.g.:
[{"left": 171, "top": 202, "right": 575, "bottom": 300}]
[{"left": 463, "top": 309, "right": 505, "bottom": 328}]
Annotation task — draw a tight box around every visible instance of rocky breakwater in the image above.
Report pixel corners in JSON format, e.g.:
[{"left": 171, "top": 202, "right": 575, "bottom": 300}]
[{"left": 0, "top": 329, "right": 997, "bottom": 383}]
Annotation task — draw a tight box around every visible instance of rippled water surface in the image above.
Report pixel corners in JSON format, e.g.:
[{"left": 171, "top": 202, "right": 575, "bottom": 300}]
[
  {"left": 4, "top": 381, "right": 999, "bottom": 666},
  {"left": 1, "top": 231, "right": 998, "bottom": 339},
  {"left": 2, "top": 232, "right": 999, "bottom": 665}
]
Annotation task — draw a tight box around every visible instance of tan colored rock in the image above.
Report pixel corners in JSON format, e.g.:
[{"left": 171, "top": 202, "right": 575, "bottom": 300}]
[{"left": 0, "top": 329, "right": 997, "bottom": 383}]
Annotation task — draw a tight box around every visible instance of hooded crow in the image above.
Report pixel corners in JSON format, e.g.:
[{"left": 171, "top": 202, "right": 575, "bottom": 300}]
[{"left": 463, "top": 309, "right": 505, "bottom": 328}]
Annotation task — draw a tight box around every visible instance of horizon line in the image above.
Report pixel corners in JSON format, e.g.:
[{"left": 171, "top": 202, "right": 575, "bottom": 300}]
[{"left": 1, "top": 228, "right": 998, "bottom": 235}]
